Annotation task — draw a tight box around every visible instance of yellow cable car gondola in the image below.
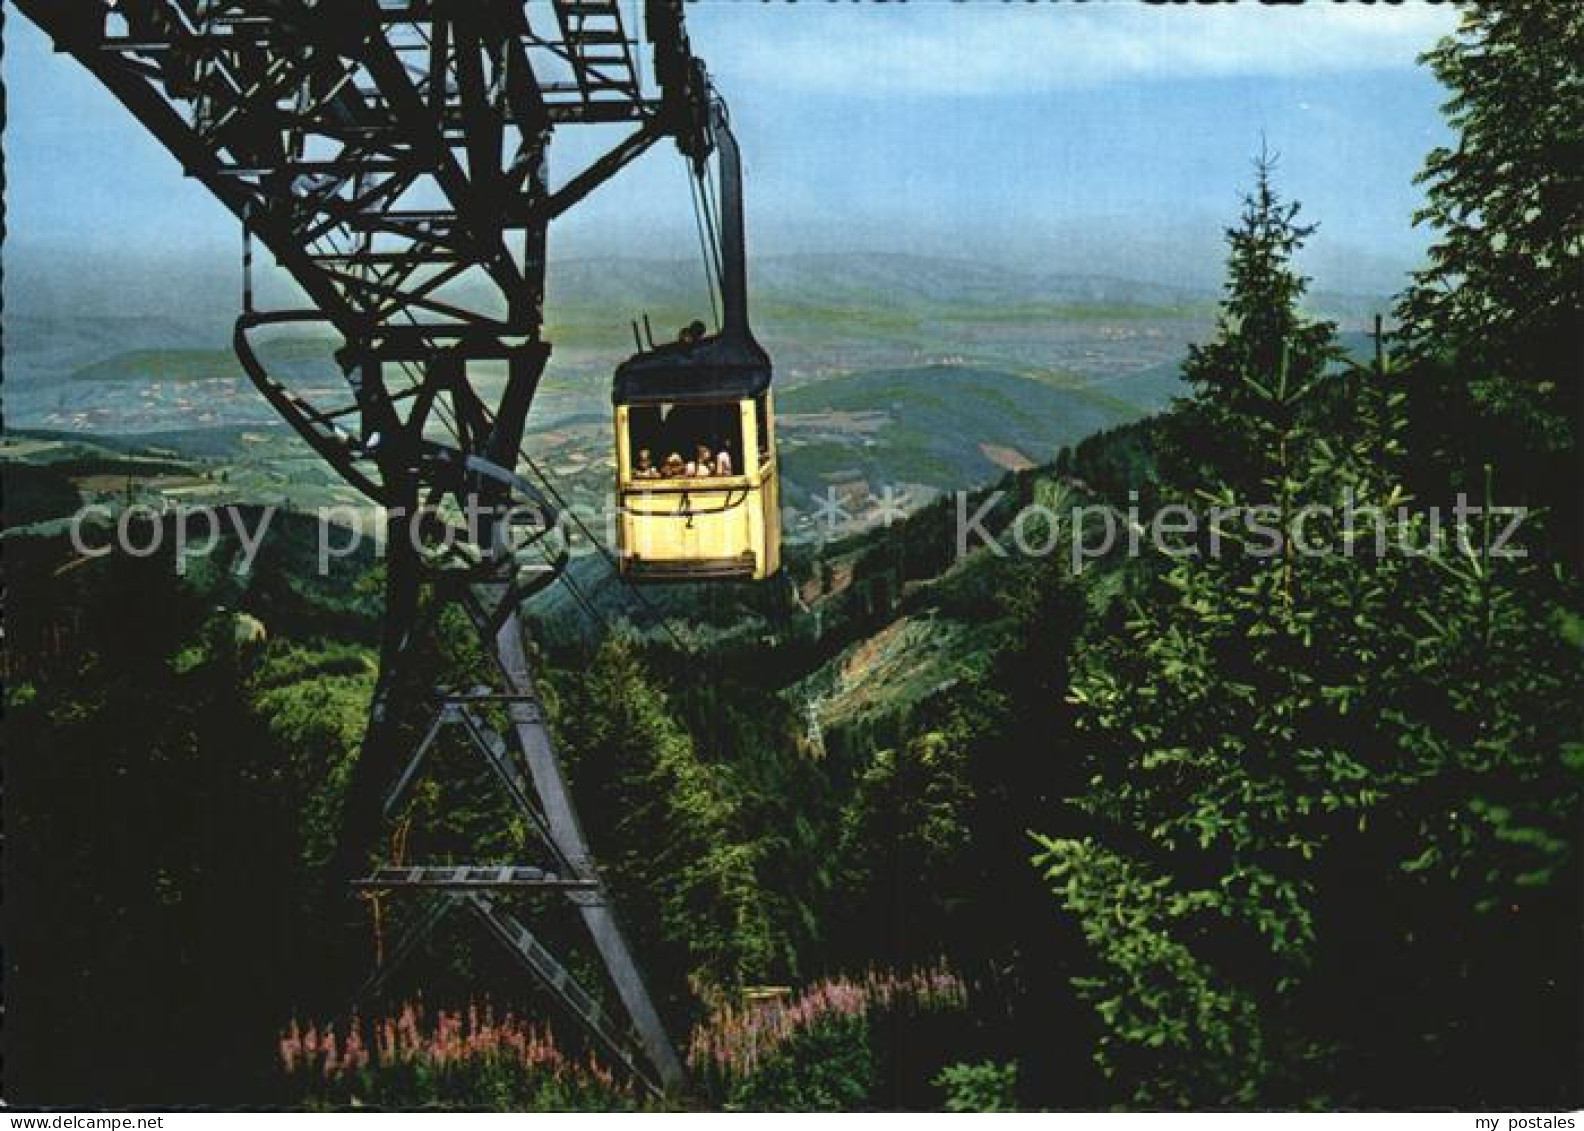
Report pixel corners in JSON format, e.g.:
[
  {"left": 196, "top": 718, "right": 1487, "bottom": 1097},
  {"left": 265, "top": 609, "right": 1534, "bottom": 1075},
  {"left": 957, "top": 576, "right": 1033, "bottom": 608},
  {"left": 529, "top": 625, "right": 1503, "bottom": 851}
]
[{"left": 612, "top": 100, "right": 780, "bottom": 582}]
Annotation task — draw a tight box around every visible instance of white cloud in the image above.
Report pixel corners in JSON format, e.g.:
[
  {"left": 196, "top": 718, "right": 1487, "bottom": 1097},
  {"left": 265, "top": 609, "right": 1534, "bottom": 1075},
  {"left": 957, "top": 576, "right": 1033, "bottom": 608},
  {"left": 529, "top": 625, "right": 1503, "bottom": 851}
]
[{"left": 689, "top": 1, "right": 1462, "bottom": 96}]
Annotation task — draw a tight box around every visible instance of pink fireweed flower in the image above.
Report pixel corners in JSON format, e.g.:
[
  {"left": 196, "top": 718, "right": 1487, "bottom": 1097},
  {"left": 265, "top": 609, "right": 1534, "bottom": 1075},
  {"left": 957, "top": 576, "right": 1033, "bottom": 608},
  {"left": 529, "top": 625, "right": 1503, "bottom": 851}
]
[
  {"left": 280, "top": 1020, "right": 303, "bottom": 1073},
  {"left": 686, "top": 965, "right": 967, "bottom": 1084},
  {"left": 279, "top": 998, "right": 637, "bottom": 1103}
]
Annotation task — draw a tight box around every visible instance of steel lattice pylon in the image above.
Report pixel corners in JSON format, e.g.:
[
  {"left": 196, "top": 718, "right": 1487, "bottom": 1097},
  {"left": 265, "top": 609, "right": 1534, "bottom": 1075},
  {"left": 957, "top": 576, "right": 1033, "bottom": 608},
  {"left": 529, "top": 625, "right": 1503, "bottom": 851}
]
[{"left": 19, "top": 0, "right": 723, "bottom": 1092}]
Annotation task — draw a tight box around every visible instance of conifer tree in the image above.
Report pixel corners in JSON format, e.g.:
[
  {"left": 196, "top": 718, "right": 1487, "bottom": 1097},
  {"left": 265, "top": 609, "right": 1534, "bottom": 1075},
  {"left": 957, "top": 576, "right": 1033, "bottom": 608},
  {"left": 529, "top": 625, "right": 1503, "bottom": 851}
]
[
  {"left": 554, "top": 640, "right": 784, "bottom": 1010},
  {"left": 1167, "top": 149, "right": 1337, "bottom": 495},
  {"left": 1036, "top": 165, "right": 1583, "bottom": 1108},
  {"left": 1397, "top": 3, "right": 1583, "bottom": 555}
]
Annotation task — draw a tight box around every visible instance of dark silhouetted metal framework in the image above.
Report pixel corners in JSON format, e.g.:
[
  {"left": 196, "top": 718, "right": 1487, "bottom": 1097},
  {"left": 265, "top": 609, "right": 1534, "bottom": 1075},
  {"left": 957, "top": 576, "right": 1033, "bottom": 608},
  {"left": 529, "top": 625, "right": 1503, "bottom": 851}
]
[{"left": 18, "top": 0, "right": 727, "bottom": 1092}]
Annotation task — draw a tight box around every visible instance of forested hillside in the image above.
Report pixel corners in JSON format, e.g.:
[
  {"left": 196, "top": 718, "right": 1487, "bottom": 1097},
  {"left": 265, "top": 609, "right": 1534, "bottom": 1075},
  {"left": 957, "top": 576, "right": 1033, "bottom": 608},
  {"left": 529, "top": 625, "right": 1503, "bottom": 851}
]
[{"left": 4, "top": 4, "right": 1580, "bottom": 1111}]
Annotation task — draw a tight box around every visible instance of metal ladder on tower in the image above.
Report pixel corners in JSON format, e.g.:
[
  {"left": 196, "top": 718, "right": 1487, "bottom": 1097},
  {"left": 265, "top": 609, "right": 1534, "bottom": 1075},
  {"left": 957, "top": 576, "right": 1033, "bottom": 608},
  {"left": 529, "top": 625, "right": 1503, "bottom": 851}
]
[{"left": 552, "top": 0, "right": 642, "bottom": 103}]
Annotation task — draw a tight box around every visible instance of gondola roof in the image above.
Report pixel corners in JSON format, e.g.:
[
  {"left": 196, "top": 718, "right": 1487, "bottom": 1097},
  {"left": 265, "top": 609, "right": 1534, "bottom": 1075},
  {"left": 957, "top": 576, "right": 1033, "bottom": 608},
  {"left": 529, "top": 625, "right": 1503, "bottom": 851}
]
[{"left": 612, "top": 331, "right": 771, "bottom": 405}]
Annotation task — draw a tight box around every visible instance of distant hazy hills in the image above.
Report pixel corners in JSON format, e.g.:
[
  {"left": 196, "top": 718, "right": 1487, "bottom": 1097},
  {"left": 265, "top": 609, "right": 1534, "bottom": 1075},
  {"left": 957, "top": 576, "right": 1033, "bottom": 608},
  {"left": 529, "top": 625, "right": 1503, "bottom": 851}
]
[
  {"left": 5, "top": 245, "right": 1392, "bottom": 510},
  {"left": 5, "top": 243, "right": 1389, "bottom": 345},
  {"left": 543, "top": 252, "right": 1214, "bottom": 317}
]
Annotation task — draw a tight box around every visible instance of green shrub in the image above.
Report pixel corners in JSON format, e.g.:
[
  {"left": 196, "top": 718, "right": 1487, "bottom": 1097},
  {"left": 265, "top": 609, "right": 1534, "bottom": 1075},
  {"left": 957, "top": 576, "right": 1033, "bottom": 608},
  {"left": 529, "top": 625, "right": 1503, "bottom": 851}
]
[
  {"left": 934, "top": 1060, "right": 1019, "bottom": 1112},
  {"left": 727, "top": 1013, "right": 874, "bottom": 1112}
]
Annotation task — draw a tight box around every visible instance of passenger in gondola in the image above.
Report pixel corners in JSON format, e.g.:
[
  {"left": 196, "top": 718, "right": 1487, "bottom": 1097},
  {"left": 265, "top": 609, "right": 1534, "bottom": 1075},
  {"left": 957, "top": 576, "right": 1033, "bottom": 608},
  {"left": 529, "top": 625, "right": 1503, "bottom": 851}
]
[
  {"left": 686, "top": 443, "right": 714, "bottom": 477},
  {"left": 678, "top": 319, "right": 706, "bottom": 347},
  {"left": 714, "top": 442, "right": 734, "bottom": 477},
  {"left": 634, "top": 448, "right": 660, "bottom": 479},
  {"left": 662, "top": 451, "right": 686, "bottom": 478}
]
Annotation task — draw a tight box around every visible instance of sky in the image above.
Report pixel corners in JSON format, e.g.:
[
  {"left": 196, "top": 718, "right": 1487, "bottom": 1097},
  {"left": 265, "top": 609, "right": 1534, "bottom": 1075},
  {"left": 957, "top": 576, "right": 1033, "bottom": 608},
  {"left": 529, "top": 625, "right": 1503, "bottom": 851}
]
[{"left": 3, "top": 1, "right": 1461, "bottom": 295}]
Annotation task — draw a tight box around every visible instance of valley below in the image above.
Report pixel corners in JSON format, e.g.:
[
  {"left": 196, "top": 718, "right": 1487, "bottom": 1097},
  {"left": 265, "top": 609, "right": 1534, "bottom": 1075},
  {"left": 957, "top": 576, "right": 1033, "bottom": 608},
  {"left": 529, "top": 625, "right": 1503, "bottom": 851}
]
[{"left": 2, "top": 251, "right": 1385, "bottom": 541}]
